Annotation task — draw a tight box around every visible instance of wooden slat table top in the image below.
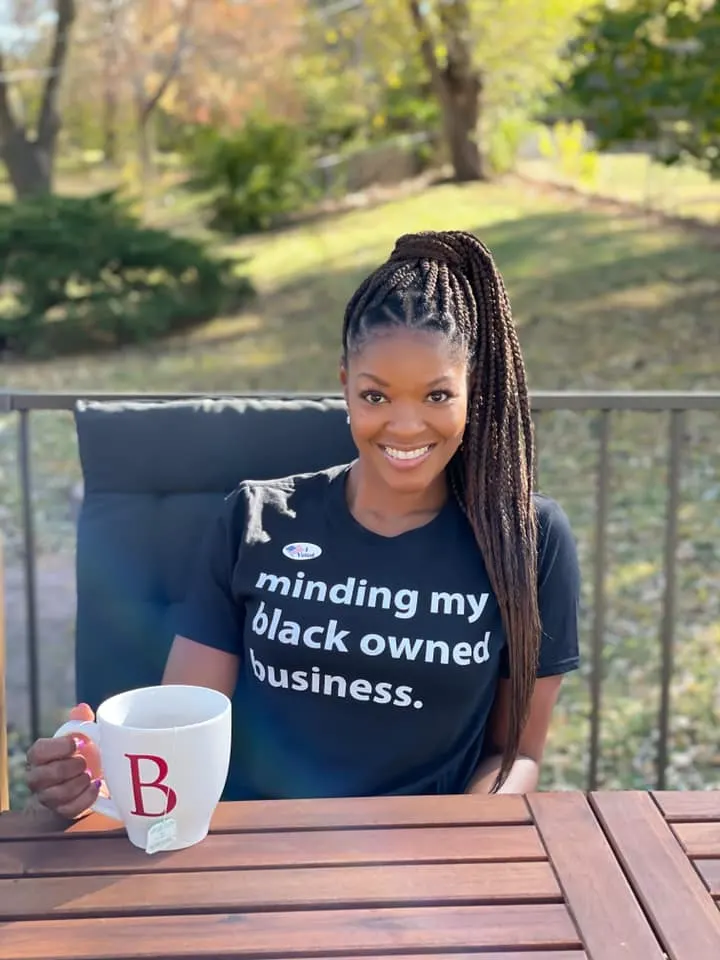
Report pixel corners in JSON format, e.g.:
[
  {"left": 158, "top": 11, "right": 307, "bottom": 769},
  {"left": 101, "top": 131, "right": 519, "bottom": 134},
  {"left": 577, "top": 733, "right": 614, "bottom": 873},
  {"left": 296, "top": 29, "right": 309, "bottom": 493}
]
[
  {"left": 0, "top": 792, "right": 676, "bottom": 960},
  {"left": 652, "top": 790, "right": 720, "bottom": 906},
  {"left": 653, "top": 791, "right": 720, "bottom": 823},
  {"left": 697, "top": 860, "right": 720, "bottom": 899},
  {"left": 591, "top": 790, "right": 720, "bottom": 960},
  {"left": 0, "top": 904, "right": 581, "bottom": 960},
  {"left": 0, "top": 794, "right": 531, "bottom": 841},
  {"left": 529, "top": 792, "right": 667, "bottom": 960}
]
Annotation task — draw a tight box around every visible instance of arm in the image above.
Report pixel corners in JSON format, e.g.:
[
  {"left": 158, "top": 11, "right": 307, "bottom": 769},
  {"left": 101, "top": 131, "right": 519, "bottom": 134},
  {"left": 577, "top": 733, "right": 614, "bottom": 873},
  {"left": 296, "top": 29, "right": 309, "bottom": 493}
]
[
  {"left": 164, "top": 488, "right": 246, "bottom": 696},
  {"left": 467, "top": 674, "right": 564, "bottom": 794},
  {"left": 163, "top": 634, "right": 239, "bottom": 699}
]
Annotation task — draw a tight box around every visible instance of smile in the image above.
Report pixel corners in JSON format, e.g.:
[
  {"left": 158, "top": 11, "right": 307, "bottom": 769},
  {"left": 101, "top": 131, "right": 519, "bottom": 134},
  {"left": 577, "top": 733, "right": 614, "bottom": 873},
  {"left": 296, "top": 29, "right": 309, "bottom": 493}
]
[{"left": 380, "top": 444, "right": 435, "bottom": 464}]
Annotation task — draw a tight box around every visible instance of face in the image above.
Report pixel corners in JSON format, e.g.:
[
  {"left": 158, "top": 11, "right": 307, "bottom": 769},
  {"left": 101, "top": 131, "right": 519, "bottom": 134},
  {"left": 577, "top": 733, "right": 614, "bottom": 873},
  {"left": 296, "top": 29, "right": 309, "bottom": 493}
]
[{"left": 340, "top": 328, "right": 470, "bottom": 496}]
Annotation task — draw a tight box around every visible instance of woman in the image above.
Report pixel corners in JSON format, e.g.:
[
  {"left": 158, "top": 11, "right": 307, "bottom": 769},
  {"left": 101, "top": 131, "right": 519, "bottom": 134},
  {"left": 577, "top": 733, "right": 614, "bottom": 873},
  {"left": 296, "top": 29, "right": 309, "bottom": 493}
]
[{"left": 25, "top": 229, "right": 580, "bottom": 818}]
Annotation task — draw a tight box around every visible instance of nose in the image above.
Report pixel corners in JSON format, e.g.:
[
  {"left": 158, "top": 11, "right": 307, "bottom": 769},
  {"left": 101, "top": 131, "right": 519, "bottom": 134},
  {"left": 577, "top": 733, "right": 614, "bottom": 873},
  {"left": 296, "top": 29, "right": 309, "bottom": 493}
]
[{"left": 386, "top": 403, "right": 426, "bottom": 440}]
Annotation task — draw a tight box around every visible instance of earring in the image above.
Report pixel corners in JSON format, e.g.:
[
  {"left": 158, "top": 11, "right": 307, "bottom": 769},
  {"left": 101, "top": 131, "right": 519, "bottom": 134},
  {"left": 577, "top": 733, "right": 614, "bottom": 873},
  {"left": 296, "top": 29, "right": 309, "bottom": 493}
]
[{"left": 346, "top": 414, "right": 350, "bottom": 424}]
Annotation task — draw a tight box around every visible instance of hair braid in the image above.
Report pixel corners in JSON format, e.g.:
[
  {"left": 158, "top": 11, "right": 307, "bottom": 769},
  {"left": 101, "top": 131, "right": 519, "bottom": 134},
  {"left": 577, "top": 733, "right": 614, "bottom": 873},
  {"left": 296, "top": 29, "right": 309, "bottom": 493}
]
[{"left": 343, "top": 229, "right": 540, "bottom": 792}]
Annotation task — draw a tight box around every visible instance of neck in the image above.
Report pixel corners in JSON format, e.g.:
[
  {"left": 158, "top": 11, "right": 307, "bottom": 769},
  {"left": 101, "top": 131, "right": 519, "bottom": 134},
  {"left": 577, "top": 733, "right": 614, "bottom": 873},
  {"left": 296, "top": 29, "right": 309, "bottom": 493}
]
[{"left": 346, "top": 459, "right": 448, "bottom": 533}]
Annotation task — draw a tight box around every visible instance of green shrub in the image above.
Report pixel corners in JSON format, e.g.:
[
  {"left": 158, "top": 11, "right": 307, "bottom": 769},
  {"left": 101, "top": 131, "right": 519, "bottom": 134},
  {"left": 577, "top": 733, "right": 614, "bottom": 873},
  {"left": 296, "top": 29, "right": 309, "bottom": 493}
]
[
  {"left": 485, "top": 111, "right": 539, "bottom": 176},
  {"left": 7, "top": 727, "right": 30, "bottom": 810},
  {"left": 184, "top": 117, "right": 318, "bottom": 235},
  {"left": 538, "top": 120, "right": 600, "bottom": 187},
  {"left": 0, "top": 190, "right": 254, "bottom": 358}
]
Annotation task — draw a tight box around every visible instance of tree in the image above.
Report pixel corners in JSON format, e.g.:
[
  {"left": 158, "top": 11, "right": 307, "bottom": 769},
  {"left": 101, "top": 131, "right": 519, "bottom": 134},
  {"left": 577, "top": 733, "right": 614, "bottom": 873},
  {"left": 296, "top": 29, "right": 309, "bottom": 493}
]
[
  {"left": 60, "top": 0, "right": 305, "bottom": 172},
  {"left": 408, "top": 0, "right": 482, "bottom": 180},
  {"left": 170, "top": 0, "right": 305, "bottom": 128},
  {"left": 0, "top": 0, "right": 76, "bottom": 197},
  {"left": 303, "top": 0, "right": 598, "bottom": 182},
  {"left": 564, "top": 0, "right": 720, "bottom": 176}
]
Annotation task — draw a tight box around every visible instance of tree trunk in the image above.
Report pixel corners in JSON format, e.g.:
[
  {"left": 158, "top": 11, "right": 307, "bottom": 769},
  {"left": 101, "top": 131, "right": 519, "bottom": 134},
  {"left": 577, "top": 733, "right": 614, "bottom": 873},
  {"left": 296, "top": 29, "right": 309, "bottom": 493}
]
[
  {"left": 102, "top": 0, "right": 119, "bottom": 164},
  {"left": 137, "top": 113, "right": 154, "bottom": 185},
  {"left": 439, "top": 73, "right": 485, "bottom": 182},
  {"left": 1, "top": 130, "right": 53, "bottom": 197},
  {"left": 0, "top": 0, "right": 76, "bottom": 199},
  {"left": 406, "top": 0, "right": 486, "bottom": 183},
  {"left": 103, "top": 92, "right": 117, "bottom": 165}
]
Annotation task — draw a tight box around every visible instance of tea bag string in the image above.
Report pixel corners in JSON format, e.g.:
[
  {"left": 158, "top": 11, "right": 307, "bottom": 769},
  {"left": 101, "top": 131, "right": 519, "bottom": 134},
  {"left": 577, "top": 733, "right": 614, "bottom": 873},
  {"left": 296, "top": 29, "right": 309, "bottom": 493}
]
[{"left": 163, "top": 722, "right": 178, "bottom": 820}]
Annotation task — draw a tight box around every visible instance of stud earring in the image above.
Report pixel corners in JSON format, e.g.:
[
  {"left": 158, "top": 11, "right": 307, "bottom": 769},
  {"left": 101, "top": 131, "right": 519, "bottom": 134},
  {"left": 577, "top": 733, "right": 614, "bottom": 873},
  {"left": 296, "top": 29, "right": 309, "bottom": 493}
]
[{"left": 346, "top": 414, "right": 350, "bottom": 424}]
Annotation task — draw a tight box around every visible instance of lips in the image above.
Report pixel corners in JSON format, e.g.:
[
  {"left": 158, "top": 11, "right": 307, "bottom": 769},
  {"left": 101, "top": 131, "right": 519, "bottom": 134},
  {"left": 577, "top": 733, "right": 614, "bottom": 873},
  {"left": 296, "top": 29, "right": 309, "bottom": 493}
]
[{"left": 378, "top": 443, "right": 436, "bottom": 468}]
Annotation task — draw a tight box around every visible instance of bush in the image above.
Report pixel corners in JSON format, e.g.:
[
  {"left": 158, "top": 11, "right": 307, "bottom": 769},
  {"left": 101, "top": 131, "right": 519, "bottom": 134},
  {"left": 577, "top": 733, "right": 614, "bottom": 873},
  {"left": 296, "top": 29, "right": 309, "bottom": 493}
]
[
  {"left": 183, "top": 117, "right": 318, "bottom": 235},
  {"left": 0, "top": 191, "right": 254, "bottom": 358},
  {"left": 485, "top": 111, "right": 540, "bottom": 176},
  {"left": 537, "top": 120, "right": 600, "bottom": 187}
]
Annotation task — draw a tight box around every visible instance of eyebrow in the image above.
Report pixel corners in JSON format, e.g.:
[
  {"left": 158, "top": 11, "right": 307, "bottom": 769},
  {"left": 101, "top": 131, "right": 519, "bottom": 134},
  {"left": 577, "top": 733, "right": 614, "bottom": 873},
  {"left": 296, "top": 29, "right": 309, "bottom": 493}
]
[{"left": 358, "top": 373, "right": 453, "bottom": 388}]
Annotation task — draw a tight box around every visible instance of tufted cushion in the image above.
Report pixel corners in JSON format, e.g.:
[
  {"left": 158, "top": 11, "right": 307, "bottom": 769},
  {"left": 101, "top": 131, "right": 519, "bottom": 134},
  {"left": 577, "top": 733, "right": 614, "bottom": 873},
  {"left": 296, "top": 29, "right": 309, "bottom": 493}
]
[{"left": 74, "top": 396, "right": 355, "bottom": 798}]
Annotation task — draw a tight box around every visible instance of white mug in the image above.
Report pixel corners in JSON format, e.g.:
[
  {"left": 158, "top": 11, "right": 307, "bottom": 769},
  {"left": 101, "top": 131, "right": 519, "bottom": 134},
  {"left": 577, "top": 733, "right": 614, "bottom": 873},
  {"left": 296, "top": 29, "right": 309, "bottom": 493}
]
[{"left": 54, "top": 684, "right": 232, "bottom": 852}]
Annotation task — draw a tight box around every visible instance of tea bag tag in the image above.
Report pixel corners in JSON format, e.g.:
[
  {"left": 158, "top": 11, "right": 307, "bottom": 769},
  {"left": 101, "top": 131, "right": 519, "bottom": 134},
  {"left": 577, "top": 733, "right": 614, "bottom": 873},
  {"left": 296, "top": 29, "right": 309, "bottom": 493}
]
[{"left": 146, "top": 816, "right": 177, "bottom": 855}]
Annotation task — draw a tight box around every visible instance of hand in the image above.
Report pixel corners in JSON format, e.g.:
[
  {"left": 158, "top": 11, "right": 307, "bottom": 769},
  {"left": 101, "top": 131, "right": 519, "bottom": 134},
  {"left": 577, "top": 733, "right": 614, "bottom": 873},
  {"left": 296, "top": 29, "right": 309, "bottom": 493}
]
[{"left": 25, "top": 703, "right": 104, "bottom": 820}]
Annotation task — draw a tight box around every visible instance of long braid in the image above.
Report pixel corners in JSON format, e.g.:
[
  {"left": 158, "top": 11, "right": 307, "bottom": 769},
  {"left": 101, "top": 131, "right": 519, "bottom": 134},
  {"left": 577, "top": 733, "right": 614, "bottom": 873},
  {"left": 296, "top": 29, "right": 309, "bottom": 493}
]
[{"left": 343, "top": 230, "right": 540, "bottom": 792}]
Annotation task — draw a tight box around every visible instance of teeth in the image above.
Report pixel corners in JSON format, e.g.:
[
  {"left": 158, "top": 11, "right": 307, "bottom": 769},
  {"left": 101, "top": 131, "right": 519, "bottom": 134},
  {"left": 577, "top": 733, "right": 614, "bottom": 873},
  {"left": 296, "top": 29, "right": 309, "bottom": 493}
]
[{"left": 384, "top": 445, "right": 431, "bottom": 461}]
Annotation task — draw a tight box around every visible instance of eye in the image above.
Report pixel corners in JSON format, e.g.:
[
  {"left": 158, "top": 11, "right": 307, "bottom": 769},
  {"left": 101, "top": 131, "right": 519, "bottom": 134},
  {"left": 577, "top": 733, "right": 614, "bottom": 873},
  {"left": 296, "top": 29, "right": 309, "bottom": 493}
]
[
  {"left": 427, "top": 390, "right": 454, "bottom": 403},
  {"left": 359, "top": 390, "right": 387, "bottom": 405}
]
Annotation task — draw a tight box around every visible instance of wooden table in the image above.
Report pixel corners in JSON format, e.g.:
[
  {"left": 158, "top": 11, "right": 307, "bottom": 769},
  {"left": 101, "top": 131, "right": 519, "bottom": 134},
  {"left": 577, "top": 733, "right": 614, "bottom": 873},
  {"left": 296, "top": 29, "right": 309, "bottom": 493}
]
[
  {"left": 592, "top": 790, "right": 720, "bottom": 959},
  {"left": 0, "top": 790, "right": 718, "bottom": 960}
]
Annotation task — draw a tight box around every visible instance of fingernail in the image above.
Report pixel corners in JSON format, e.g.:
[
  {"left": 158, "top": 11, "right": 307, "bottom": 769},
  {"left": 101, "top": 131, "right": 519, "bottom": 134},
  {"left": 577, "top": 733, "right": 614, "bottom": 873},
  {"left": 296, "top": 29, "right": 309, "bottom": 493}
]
[{"left": 92, "top": 778, "right": 102, "bottom": 789}]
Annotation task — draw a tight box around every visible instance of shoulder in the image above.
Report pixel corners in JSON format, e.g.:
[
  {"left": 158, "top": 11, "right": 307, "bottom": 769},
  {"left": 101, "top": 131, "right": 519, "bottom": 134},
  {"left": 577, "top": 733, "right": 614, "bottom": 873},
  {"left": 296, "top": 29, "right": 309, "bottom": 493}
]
[
  {"left": 233, "top": 463, "right": 349, "bottom": 512},
  {"left": 220, "top": 462, "right": 350, "bottom": 540},
  {"left": 532, "top": 493, "right": 580, "bottom": 588},
  {"left": 531, "top": 494, "right": 581, "bottom": 674},
  {"left": 533, "top": 493, "right": 575, "bottom": 543}
]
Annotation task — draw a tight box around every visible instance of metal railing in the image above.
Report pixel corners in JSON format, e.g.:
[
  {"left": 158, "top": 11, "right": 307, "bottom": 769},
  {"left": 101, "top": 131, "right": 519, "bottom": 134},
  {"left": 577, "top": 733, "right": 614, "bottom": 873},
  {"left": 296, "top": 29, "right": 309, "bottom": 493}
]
[{"left": 2, "top": 388, "right": 720, "bottom": 790}]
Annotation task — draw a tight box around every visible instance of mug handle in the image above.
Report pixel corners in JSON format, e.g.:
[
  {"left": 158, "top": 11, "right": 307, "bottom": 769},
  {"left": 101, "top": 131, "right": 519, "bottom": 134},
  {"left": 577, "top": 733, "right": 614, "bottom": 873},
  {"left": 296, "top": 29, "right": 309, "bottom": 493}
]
[{"left": 54, "top": 719, "right": 123, "bottom": 822}]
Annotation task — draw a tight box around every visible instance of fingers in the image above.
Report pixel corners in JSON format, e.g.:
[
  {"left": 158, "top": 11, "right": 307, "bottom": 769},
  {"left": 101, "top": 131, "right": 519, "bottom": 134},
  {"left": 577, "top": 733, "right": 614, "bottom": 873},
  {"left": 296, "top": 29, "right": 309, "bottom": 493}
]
[
  {"left": 25, "top": 733, "right": 102, "bottom": 780},
  {"left": 69, "top": 703, "right": 95, "bottom": 722},
  {"left": 65, "top": 703, "right": 102, "bottom": 778},
  {"left": 25, "top": 703, "right": 104, "bottom": 818},
  {"left": 39, "top": 772, "right": 101, "bottom": 821},
  {"left": 26, "top": 754, "right": 88, "bottom": 793},
  {"left": 26, "top": 734, "right": 78, "bottom": 768}
]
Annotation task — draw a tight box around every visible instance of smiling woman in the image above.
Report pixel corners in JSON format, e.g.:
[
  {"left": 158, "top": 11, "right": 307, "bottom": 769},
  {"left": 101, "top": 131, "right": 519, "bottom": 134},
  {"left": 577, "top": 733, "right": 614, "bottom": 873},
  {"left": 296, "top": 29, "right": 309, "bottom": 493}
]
[
  {"left": 24, "top": 230, "right": 581, "bottom": 816},
  {"left": 341, "top": 324, "right": 468, "bottom": 517}
]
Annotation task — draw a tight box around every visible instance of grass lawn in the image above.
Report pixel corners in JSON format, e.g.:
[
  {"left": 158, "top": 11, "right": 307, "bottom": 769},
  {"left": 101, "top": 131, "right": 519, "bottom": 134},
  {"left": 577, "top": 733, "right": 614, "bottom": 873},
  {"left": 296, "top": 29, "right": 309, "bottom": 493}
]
[
  {"left": 520, "top": 151, "right": 720, "bottom": 224},
  {"left": 2, "top": 174, "right": 719, "bottom": 795}
]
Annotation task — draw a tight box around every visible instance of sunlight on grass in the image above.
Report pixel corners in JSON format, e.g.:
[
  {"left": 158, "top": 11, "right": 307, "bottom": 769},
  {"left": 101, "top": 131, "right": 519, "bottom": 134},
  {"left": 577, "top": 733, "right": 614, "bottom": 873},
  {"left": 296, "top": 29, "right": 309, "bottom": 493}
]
[
  {"left": 520, "top": 152, "right": 720, "bottom": 223},
  {"left": 238, "top": 182, "right": 565, "bottom": 292},
  {"left": 4, "top": 176, "right": 718, "bottom": 396}
]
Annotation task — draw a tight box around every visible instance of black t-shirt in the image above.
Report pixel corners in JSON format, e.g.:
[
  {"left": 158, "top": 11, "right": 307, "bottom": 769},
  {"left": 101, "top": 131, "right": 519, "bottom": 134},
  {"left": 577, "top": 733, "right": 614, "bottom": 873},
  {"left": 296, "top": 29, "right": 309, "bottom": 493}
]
[{"left": 173, "top": 462, "right": 580, "bottom": 800}]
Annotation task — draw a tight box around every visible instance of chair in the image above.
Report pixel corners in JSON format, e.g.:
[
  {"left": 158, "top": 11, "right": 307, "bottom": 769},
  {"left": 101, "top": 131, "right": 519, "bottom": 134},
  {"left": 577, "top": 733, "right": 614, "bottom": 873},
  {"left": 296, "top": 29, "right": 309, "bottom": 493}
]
[{"left": 73, "top": 396, "right": 356, "bottom": 801}]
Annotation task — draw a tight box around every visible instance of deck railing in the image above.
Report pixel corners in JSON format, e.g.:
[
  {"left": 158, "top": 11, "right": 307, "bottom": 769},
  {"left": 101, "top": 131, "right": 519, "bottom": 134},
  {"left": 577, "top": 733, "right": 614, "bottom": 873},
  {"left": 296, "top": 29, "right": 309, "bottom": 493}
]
[{"left": 2, "top": 388, "right": 719, "bottom": 790}]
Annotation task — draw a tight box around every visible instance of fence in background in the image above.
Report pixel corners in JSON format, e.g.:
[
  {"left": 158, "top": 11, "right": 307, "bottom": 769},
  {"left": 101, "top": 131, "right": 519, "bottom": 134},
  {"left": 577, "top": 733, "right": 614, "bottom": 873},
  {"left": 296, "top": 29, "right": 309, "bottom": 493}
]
[{"left": 2, "top": 388, "right": 720, "bottom": 790}]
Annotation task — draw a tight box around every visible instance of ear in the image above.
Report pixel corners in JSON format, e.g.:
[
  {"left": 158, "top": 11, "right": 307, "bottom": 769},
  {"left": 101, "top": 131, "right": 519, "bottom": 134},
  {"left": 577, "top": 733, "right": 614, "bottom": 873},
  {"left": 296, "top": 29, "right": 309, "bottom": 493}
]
[{"left": 339, "top": 358, "right": 349, "bottom": 400}]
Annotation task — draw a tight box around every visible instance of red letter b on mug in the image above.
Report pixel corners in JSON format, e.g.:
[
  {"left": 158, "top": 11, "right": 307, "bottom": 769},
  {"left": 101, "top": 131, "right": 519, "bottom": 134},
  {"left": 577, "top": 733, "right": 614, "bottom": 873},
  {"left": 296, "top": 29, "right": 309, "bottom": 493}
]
[{"left": 125, "top": 753, "right": 178, "bottom": 816}]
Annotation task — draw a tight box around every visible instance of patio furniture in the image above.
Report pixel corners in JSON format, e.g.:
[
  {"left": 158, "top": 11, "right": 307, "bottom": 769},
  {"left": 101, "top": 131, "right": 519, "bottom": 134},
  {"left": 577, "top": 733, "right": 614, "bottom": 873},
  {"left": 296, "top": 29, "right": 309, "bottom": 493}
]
[
  {"left": 1, "top": 790, "right": 718, "bottom": 959},
  {"left": 72, "top": 396, "right": 356, "bottom": 800}
]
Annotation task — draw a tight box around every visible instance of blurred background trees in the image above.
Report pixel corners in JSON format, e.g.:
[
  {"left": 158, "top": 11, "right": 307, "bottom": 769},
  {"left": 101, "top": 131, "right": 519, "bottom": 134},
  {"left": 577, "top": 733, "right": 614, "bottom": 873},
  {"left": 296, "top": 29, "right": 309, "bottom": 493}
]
[{"left": 0, "top": 0, "right": 718, "bottom": 358}]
